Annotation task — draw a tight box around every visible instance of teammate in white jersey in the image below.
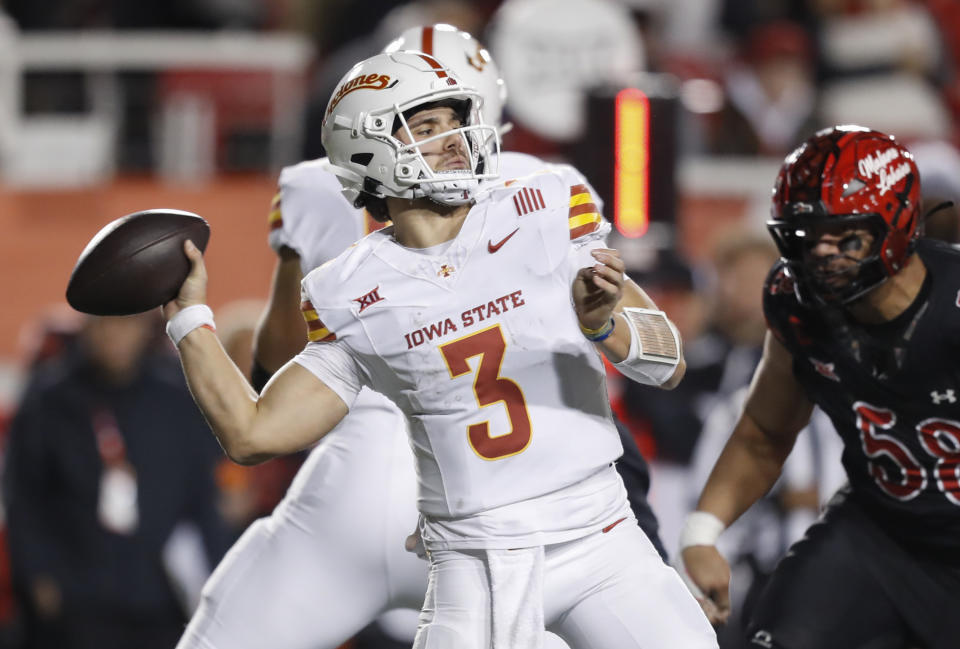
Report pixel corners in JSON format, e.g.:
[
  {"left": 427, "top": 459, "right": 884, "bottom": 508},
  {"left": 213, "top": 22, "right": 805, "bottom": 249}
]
[
  {"left": 178, "top": 26, "right": 667, "bottom": 649},
  {"left": 165, "top": 50, "right": 715, "bottom": 648}
]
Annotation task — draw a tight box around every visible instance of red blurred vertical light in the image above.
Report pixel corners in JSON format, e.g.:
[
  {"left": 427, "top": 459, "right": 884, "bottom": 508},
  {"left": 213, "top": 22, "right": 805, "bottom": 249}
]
[{"left": 614, "top": 88, "right": 650, "bottom": 238}]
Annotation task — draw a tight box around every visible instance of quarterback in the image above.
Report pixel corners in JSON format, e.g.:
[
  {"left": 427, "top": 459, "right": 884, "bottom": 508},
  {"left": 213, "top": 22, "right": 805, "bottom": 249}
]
[
  {"left": 164, "top": 50, "right": 715, "bottom": 648},
  {"left": 178, "top": 26, "right": 668, "bottom": 649}
]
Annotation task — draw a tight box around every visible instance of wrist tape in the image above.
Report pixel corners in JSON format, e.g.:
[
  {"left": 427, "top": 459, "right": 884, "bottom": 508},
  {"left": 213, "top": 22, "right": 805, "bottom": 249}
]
[
  {"left": 613, "top": 308, "right": 681, "bottom": 386},
  {"left": 678, "top": 511, "right": 725, "bottom": 549},
  {"left": 166, "top": 304, "right": 215, "bottom": 346}
]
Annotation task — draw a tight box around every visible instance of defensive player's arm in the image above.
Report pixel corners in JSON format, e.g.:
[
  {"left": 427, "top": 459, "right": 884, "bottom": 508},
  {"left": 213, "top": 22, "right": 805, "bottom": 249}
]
[
  {"left": 696, "top": 330, "right": 813, "bottom": 523},
  {"left": 679, "top": 330, "right": 813, "bottom": 623},
  {"left": 252, "top": 246, "right": 308, "bottom": 379},
  {"left": 165, "top": 241, "right": 348, "bottom": 465}
]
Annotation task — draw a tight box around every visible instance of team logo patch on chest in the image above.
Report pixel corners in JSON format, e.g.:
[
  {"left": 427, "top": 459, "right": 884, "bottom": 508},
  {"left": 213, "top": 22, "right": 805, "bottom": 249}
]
[
  {"left": 810, "top": 357, "right": 840, "bottom": 382},
  {"left": 354, "top": 286, "right": 385, "bottom": 312},
  {"left": 437, "top": 264, "right": 455, "bottom": 278}
]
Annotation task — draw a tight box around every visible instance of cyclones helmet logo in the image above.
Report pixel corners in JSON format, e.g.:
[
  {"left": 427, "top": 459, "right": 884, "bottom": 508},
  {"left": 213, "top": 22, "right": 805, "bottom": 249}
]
[
  {"left": 327, "top": 73, "right": 394, "bottom": 116},
  {"left": 466, "top": 44, "right": 488, "bottom": 72}
]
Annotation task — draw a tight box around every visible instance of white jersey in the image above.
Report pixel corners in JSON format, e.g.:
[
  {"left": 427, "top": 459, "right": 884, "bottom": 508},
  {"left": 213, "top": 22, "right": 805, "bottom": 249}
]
[
  {"left": 296, "top": 170, "right": 629, "bottom": 550},
  {"left": 179, "top": 152, "right": 607, "bottom": 649}
]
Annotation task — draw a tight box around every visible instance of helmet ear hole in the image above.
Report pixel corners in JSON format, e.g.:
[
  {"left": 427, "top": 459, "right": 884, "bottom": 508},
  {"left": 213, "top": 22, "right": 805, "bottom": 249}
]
[{"left": 351, "top": 153, "right": 374, "bottom": 167}]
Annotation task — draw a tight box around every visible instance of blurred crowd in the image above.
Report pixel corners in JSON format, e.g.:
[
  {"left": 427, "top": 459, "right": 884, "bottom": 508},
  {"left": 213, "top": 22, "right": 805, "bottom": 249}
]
[
  {"left": 3, "top": 0, "right": 960, "bottom": 167},
  {"left": 1, "top": 0, "right": 960, "bottom": 648}
]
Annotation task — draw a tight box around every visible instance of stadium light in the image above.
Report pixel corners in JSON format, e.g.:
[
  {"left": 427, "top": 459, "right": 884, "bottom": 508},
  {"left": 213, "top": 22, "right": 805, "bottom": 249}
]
[{"left": 614, "top": 87, "right": 650, "bottom": 238}]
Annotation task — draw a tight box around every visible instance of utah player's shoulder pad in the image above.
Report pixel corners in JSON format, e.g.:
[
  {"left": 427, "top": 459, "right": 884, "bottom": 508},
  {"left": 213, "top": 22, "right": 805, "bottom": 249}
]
[{"left": 762, "top": 259, "right": 809, "bottom": 347}]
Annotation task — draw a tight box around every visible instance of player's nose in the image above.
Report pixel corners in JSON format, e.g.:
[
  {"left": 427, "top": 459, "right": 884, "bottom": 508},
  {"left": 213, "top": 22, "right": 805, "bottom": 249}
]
[
  {"left": 442, "top": 130, "right": 465, "bottom": 153},
  {"left": 808, "top": 237, "right": 841, "bottom": 258}
]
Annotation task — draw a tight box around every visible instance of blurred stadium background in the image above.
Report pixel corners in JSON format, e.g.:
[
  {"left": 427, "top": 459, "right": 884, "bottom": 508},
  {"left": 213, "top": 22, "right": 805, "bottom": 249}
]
[
  {"left": 3, "top": 0, "right": 960, "bottom": 398},
  {"left": 1, "top": 0, "right": 959, "bottom": 647}
]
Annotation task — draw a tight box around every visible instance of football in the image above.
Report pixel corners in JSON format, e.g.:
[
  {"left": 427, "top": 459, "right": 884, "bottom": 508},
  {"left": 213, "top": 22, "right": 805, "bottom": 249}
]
[{"left": 66, "top": 209, "right": 210, "bottom": 316}]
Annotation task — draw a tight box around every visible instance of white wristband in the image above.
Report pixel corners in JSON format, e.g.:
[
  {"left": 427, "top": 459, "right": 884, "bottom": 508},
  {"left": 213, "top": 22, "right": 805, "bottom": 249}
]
[
  {"left": 166, "top": 304, "right": 215, "bottom": 346},
  {"left": 678, "top": 511, "right": 725, "bottom": 549}
]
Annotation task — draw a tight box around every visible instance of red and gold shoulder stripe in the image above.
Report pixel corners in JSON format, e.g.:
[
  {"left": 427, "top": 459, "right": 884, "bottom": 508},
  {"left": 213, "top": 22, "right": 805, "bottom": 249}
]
[
  {"left": 268, "top": 192, "right": 283, "bottom": 231},
  {"left": 569, "top": 184, "right": 602, "bottom": 239},
  {"left": 301, "top": 299, "right": 336, "bottom": 342}
]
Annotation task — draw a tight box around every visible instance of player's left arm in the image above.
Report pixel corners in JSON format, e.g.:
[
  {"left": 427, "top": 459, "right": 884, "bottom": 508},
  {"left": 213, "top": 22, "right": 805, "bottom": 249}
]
[{"left": 572, "top": 247, "right": 685, "bottom": 389}]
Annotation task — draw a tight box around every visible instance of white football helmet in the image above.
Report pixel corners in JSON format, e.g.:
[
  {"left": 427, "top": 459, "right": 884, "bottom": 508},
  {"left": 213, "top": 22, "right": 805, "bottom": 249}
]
[
  {"left": 321, "top": 51, "right": 499, "bottom": 207},
  {"left": 383, "top": 24, "right": 508, "bottom": 132}
]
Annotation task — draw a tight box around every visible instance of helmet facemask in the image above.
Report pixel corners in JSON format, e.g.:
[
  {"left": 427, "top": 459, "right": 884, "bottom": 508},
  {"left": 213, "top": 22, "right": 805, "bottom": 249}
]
[
  {"left": 768, "top": 210, "right": 893, "bottom": 305},
  {"left": 388, "top": 98, "right": 500, "bottom": 206}
]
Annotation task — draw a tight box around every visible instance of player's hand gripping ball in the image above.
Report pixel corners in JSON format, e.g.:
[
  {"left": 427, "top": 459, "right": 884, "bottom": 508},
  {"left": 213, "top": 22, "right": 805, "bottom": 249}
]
[{"left": 66, "top": 209, "right": 210, "bottom": 316}]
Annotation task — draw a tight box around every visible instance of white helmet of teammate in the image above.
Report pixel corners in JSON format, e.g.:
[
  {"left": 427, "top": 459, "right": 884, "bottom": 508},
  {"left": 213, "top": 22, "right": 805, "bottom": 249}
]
[
  {"left": 383, "top": 24, "right": 508, "bottom": 133},
  {"left": 321, "top": 51, "right": 499, "bottom": 207}
]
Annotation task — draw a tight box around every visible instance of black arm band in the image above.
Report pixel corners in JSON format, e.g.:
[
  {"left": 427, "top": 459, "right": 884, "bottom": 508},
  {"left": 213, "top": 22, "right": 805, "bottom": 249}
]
[{"left": 250, "top": 359, "right": 274, "bottom": 393}]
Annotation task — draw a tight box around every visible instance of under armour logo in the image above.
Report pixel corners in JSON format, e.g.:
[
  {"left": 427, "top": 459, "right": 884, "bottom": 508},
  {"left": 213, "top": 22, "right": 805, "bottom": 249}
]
[
  {"left": 931, "top": 389, "right": 957, "bottom": 404},
  {"left": 353, "top": 286, "right": 384, "bottom": 313},
  {"left": 438, "top": 264, "right": 455, "bottom": 278},
  {"left": 810, "top": 358, "right": 840, "bottom": 382},
  {"left": 750, "top": 630, "right": 774, "bottom": 649}
]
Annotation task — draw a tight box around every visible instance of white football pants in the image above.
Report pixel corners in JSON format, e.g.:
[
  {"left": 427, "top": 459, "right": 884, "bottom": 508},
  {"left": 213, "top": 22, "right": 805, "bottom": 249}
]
[{"left": 414, "top": 519, "right": 718, "bottom": 649}]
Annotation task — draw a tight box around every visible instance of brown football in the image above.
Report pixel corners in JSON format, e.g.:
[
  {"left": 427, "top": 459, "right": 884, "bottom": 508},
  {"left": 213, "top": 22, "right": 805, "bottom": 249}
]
[{"left": 66, "top": 209, "right": 210, "bottom": 316}]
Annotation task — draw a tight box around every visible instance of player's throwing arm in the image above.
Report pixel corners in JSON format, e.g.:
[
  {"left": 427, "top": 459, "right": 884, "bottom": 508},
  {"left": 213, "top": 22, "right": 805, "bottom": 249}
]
[{"left": 163, "top": 240, "right": 348, "bottom": 464}]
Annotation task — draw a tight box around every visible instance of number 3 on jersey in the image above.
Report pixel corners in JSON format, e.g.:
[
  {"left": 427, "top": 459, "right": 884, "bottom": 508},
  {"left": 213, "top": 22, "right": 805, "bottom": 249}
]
[{"left": 440, "top": 325, "right": 532, "bottom": 460}]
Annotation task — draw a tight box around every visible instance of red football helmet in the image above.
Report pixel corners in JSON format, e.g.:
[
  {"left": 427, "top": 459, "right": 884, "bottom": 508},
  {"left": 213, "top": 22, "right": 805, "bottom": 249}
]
[{"left": 768, "top": 125, "right": 921, "bottom": 304}]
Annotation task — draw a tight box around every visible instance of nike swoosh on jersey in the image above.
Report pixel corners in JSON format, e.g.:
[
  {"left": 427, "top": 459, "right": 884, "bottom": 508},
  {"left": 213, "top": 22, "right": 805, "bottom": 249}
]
[{"left": 488, "top": 228, "right": 519, "bottom": 253}]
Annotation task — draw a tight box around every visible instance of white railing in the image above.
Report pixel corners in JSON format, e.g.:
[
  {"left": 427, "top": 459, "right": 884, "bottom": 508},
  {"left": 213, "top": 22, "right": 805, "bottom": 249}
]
[{"left": 1, "top": 28, "right": 314, "bottom": 186}]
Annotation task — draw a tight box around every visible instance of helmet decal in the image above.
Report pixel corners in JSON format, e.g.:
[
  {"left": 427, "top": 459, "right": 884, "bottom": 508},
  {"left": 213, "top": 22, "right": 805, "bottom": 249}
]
[
  {"left": 768, "top": 125, "right": 921, "bottom": 304},
  {"left": 327, "top": 73, "right": 396, "bottom": 117}
]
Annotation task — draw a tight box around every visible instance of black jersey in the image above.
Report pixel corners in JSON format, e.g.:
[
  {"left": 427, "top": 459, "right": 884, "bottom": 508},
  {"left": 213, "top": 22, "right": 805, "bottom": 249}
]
[{"left": 763, "top": 238, "right": 960, "bottom": 558}]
